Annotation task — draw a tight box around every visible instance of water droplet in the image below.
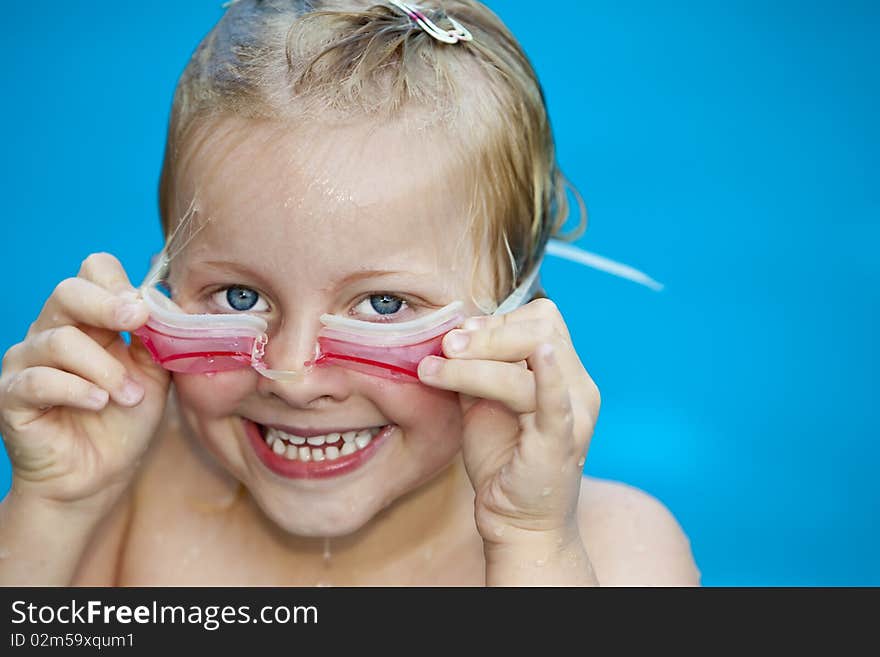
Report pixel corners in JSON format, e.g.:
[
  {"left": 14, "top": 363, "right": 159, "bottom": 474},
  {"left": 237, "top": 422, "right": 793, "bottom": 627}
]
[
  {"left": 541, "top": 487, "right": 553, "bottom": 497},
  {"left": 577, "top": 457, "right": 585, "bottom": 468},
  {"left": 322, "top": 537, "right": 332, "bottom": 563}
]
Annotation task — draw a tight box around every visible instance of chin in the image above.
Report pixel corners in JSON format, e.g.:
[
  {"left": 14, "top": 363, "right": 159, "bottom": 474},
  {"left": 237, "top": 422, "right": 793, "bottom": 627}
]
[
  {"left": 249, "top": 490, "right": 387, "bottom": 537},
  {"left": 237, "top": 434, "right": 463, "bottom": 539}
]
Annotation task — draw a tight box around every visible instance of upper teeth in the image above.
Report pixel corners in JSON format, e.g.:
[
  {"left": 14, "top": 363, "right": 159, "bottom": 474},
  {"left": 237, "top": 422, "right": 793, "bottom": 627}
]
[{"left": 265, "top": 426, "right": 383, "bottom": 461}]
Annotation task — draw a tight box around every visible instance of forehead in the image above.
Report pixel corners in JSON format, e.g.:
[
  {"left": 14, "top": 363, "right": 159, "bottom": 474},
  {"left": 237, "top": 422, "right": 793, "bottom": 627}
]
[{"left": 173, "top": 117, "right": 479, "bottom": 280}]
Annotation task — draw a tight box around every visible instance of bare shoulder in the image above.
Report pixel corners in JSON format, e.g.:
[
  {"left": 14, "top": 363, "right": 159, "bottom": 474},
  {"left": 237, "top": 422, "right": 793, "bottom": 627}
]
[{"left": 577, "top": 475, "right": 702, "bottom": 586}]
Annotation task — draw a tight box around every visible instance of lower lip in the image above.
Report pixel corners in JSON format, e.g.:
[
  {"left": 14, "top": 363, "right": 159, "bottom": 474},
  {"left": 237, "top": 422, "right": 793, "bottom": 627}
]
[{"left": 243, "top": 418, "right": 393, "bottom": 479}]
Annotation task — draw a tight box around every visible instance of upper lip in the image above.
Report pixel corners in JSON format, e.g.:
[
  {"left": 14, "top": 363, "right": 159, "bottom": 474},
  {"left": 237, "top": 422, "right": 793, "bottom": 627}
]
[{"left": 249, "top": 419, "right": 384, "bottom": 438}]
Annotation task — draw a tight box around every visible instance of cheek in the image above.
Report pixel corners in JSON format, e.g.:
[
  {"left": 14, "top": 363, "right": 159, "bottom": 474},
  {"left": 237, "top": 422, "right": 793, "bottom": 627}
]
[
  {"left": 365, "top": 378, "right": 464, "bottom": 451},
  {"left": 172, "top": 371, "right": 257, "bottom": 417}
]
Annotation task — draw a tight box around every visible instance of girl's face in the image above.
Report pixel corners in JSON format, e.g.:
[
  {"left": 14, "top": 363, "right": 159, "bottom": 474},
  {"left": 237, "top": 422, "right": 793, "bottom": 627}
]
[{"left": 167, "top": 117, "right": 495, "bottom": 536}]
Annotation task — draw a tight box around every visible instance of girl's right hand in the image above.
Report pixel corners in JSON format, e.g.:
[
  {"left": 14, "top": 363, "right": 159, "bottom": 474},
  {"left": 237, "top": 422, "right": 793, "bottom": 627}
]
[{"left": 0, "top": 252, "right": 171, "bottom": 513}]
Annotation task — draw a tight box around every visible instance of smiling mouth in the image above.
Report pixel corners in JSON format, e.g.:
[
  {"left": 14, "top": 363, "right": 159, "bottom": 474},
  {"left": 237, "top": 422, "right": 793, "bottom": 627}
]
[
  {"left": 260, "top": 424, "right": 384, "bottom": 462},
  {"left": 243, "top": 419, "right": 394, "bottom": 479}
]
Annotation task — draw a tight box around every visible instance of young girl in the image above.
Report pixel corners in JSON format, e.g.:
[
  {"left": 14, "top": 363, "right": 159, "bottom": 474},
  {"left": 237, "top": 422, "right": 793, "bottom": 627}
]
[{"left": 0, "top": 0, "right": 699, "bottom": 586}]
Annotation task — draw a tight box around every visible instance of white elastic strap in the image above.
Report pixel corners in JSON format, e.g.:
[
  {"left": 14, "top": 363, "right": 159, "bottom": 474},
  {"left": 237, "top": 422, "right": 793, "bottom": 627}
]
[
  {"left": 545, "top": 239, "right": 664, "bottom": 292},
  {"left": 493, "top": 238, "right": 664, "bottom": 315},
  {"left": 492, "top": 253, "right": 544, "bottom": 316}
]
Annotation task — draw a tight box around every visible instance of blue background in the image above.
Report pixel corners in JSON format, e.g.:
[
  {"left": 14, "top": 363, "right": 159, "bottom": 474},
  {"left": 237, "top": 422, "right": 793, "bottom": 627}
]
[{"left": 1, "top": 1, "right": 877, "bottom": 585}]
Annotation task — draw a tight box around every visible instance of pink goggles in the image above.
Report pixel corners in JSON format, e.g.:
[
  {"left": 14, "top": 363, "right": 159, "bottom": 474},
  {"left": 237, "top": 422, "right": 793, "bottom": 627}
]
[
  {"left": 131, "top": 235, "right": 662, "bottom": 383},
  {"left": 132, "top": 285, "right": 466, "bottom": 382},
  {"left": 308, "top": 302, "right": 465, "bottom": 380},
  {"left": 131, "top": 286, "right": 272, "bottom": 376}
]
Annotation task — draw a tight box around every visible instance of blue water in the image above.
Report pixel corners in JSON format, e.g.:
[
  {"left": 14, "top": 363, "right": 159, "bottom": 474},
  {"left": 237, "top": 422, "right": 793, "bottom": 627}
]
[{"left": 1, "top": 1, "right": 877, "bottom": 585}]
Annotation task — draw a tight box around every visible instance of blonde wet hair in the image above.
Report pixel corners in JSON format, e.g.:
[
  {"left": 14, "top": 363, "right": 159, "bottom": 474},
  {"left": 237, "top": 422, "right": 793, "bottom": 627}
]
[{"left": 158, "top": 0, "right": 586, "bottom": 304}]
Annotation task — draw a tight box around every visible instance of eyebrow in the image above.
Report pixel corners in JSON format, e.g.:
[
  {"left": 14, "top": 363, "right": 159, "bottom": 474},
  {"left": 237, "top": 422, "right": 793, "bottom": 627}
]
[
  {"left": 194, "top": 260, "right": 414, "bottom": 287},
  {"left": 193, "top": 260, "right": 270, "bottom": 282},
  {"left": 332, "top": 269, "right": 409, "bottom": 286}
]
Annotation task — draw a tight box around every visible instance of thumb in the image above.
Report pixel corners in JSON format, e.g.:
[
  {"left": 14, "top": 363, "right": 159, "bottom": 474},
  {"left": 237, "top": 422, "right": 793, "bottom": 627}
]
[{"left": 459, "top": 398, "right": 519, "bottom": 489}]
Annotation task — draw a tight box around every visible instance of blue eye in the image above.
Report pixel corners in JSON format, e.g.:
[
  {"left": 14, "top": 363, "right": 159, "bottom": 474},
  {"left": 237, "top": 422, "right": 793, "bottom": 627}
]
[
  {"left": 211, "top": 286, "right": 269, "bottom": 312},
  {"left": 227, "top": 287, "right": 259, "bottom": 311},
  {"left": 369, "top": 294, "right": 403, "bottom": 315},
  {"left": 352, "top": 293, "right": 407, "bottom": 318}
]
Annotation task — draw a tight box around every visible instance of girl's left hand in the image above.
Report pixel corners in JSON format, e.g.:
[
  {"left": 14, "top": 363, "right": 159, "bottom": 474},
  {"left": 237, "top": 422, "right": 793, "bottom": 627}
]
[{"left": 417, "top": 298, "right": 601, "bottom": 552}]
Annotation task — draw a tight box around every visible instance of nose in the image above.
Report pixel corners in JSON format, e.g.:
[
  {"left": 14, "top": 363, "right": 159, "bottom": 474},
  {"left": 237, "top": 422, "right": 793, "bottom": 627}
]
[{"left": 255, "top": 316, "right": 351, "bottom": 407}]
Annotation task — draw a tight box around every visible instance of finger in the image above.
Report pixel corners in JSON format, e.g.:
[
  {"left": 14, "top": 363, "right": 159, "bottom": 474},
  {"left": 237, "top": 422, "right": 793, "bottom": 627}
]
[
  {"left": 443, "top": 318, "right": 590, "bottom": 423},
  {"left": 418, "top": 356, "right": 536, "bottom": 414},
  {"left": 0, "top": 366, "right": 110, "bottom": 428},
  {"left": 461, "top": 298, "right": 572, "bottom": 341},
  {"left": 457, "top": 398, "right": 521, "bottom": 489},
  {"left": 4, "top": 326, "right": 144, "bottom": 407},
  {"left": 442, "top": 318, "right": 566, "bottom": 363},
  {"left": 526, "top": 343, "right": 574, "bottom": 442},
  {"left": 77, "top": 252, "right": 139, "bottom": 295},
  {"left": 29, "top": 276, "right": 148, "bottom": 337}
]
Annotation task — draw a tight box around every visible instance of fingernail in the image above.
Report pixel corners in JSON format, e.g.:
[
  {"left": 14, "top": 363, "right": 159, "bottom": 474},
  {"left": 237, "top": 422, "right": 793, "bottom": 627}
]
[
  {"left": 87, "top": 387, "right": 109, "bottom": 409},
  {"left": 445, "top": 330, "right": 469, "bottom": 354},
  {"left": 118, "top": 376, "right": 144, "bottom": 405},
  {"left": 116, "top": 302, "right": 143, "bottom": 325},
  {"left": 419, "top": 357, "right": 442, "bottom": 378}
]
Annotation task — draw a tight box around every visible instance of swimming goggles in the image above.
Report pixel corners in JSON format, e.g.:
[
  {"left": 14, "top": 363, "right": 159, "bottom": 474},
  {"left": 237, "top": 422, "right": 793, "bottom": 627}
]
[{"left": 132, "top": 239, "right": 661, "bottom": 382}]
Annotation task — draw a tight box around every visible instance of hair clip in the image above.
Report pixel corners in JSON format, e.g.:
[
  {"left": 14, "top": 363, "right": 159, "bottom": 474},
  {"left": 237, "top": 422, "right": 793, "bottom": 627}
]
[{"left": 388, "top": 0, "right": 473, "bottom": 44}]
